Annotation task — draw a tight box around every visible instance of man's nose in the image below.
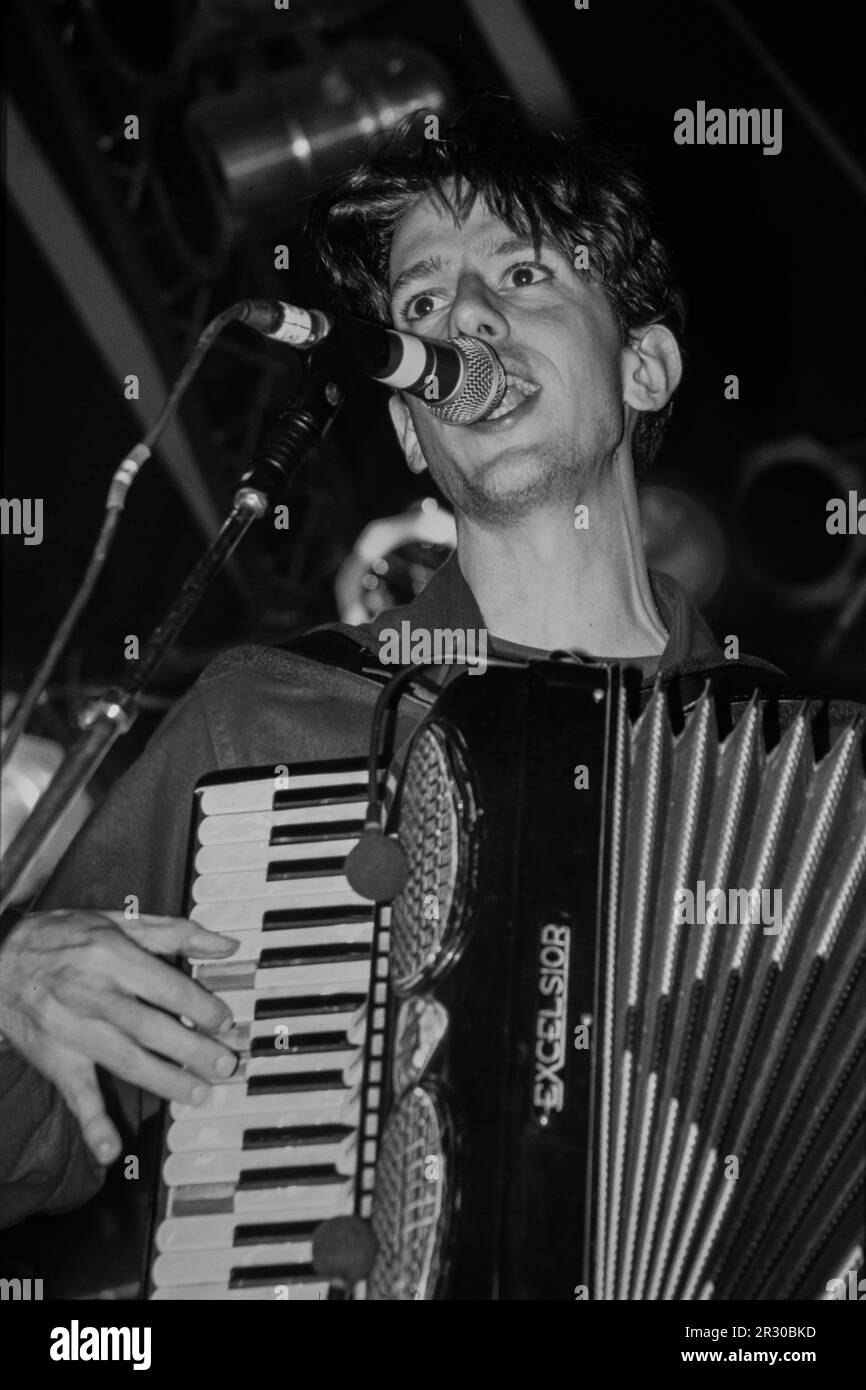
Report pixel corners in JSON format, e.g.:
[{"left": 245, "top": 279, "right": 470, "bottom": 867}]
[{"left": 447, "top": 274, "right": 509, "bottom": 342}]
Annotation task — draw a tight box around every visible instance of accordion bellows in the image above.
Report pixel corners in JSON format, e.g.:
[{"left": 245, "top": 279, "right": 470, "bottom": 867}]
[
  {"left": 152, "top": 664, "right": 865, "bottom": 1300},
  {"left": 371, "top": 666, "right": 865, "bottom": 1299},
  {"left": 595, "top": 679, "right": 864, "bottom": 1300}
]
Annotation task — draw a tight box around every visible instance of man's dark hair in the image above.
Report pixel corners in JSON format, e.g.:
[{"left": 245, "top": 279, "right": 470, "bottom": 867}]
[{"left": 308, "top": 97, "right": 685, "bottom": 471}]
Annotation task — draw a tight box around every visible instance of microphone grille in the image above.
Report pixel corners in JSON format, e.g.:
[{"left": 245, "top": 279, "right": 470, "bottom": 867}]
[{"left": 428, "top": 336, "right": 507, "bottom": 425}]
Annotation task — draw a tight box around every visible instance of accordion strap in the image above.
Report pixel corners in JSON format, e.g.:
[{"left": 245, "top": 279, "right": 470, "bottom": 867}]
[
  {"left": 281, "top": 631, "right": 842, "bottom": 725},
  {"left": 280, "top": 627, "right": 438, "bottom": 706},
  {"left": 665, "top": 660, "right": 794, "bottom": 710}
]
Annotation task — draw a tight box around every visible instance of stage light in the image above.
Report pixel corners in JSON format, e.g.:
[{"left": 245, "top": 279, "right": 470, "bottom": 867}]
[
  {"left": 639, "top": 485, "right": 728, "bottom": 607},
  {"left": 187, "top": 40, "right": 454, "bottom": 234},
  {"left": 734, "top": 436, "right": 866, "bottom": 608}
]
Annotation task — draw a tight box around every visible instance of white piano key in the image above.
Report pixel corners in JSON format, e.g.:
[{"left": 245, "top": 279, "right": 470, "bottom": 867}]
[
  {"left": 152, "top": 1240, "right": 315, "bottom": 1289},
  {"left": 157, "top": 1210, "right": 314, "bottom": 1252},
  {"left": 195, "top": 957, "right": 371, "bottom": 994},
  {"left": 204, "top": 986, "right": 368, "bottom": 1024},
  {"left": 198, "top": 801, "right": 367, "bottom": 845},
  {"left": 167, "top": 1108, "right": 356, "bottom": 1153},
  {"left": 192, "top": 872, "right": 365, "bottom": 906},
  {"left": 170, "top": 1086, "right": 360, "bottom": 1123},
  {"left": 250, "top": 1006, "right": 364, "bottom": 1038},
  {"left": 152, "top": 1281, "right": 329, "bottom": 1300},
  {"left": 194, "top": 921, "right": 373, "bottom": 964},
  {"left": 167, "top": 1179, "right": 353, "bottom": 1222},
  {"left": 162, "top": 1178, "right": 354, "bottom": 1221},
  {"left": 176, "top": 1047, "right": 359, "bottom": 1090},
  {"left": 200, "top": 770, "right": 367, "bottom": 816},
  {"left": 201, "top": 921, "right": 373, "bottom": 950},
  {"left": 163, "top": 1133, "right": 356, "bottom": 1186},
  {"left": 191, "top": 899, "right": 374, "bottom": 932},
  {"left": 195, "top": 838, "right": 359, "bottom": 876},
  {"left": 234, "top": 1179, "right": 353, "bottom": 1216},
  {"left": 244, "top": 1047, "right": 358, "bottom": 1077}
]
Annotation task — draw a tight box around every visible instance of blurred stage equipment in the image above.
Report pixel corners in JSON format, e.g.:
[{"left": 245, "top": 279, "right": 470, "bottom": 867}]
[
  {"left": 462, "top": 0, "right": 579, "bottom": 130},
  {"left": 639, "top": 484, "right": 728, "bottom": 607},
  {"left": 335, "top": 499, "right": 457, "bottom": 625},
  {"left": 1, "top": 697, "right": 93, "bottom": 907},
  {"left": 735, "top": 436, "right": 866, "bottom": 610},
  {"left": 78, "top": 0, "right": 195, "bottom": 85},
  {"left": 187, "top": 40, "right": 454, "bottom": 233},
  {"left": 0, "top": 349, "right": 347, "bottom": 912}
]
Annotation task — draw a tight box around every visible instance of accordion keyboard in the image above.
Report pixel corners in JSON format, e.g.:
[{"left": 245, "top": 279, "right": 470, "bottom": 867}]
[{"left": 149, "top": 760, "right": 384, "bottom": 1300}]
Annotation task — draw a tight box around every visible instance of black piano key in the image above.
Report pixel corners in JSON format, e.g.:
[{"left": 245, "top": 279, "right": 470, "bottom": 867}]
[
  {"left": 229, "top": 1264, "right": 318, "bottom": 1288},
  {"left": 247, "top": 1070, "right": 347, "bottom": 1095},
  {"left": 242, "top": 1125, "right": 354, "bottom": 1150},
  {"left": 267, "top": 857, "right": 347, "bottom": 882},
  {"left": 270, "top": 820, "right": 365, "bottom": 846},
  {"left": 237, "top": 1165, "right": 340, "bottom": 1190},
  {"left": 262, "top": 905, "right": 372, "bottom": 929},
  {"left": 273, "top": 784, "right": 365, "bottom": 809},
  {"left": 254, "top": 993, "right": 366, "bottom": 1020},
  {"left": 250, "top": 1032, "right": 350, "bottom": 1057},
  {"left": 234, "top": 1221, "right": 320, "bottom": 1245},
  {"left": 259, "top": 944, "right": 371, "bottom": 968}
]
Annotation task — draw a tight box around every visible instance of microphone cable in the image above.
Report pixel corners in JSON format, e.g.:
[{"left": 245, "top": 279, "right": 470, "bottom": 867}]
[{"left": 345, "top": 653, "right": 525, "bottom": 902}]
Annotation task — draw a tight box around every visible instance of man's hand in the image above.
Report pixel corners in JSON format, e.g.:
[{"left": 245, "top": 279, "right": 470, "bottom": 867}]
[{"left": 0, "top": 910, "right": 241, "bottom": 1165}]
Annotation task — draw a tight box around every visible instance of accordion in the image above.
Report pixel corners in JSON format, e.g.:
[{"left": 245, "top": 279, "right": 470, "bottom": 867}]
[{"left": 149, "top": 662, "right": 866, "bottom": 1300}]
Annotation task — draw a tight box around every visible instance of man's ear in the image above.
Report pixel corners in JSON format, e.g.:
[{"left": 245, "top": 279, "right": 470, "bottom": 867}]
[
  {"left": 622, "top": 323, "right": 682, "bottom": 415},
  {"left": 388, "top": 393, "right": 428, "bottom": 475}
]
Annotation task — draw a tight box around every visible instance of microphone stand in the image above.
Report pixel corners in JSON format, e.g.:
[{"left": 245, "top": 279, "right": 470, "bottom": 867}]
[{"left": 0, "top": 362, "right": 344, "bottom": 914}]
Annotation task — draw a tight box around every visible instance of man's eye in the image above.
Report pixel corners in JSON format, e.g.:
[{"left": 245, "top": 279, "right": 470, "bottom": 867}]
[
  {"left": 504, "top": 262, "right": 552, "bottom": 289},
  {"left": 402, "top": 291, "right": 447, "bottom": 322}
]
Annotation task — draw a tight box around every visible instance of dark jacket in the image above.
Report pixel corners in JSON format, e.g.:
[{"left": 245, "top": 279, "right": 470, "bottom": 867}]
[{"left": 0, "top": 556, "right": 777, "bottom": 1227}]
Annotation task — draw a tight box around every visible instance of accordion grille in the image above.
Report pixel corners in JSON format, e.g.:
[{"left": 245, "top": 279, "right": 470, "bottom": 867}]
[
  {"left": 388, "top": 724, "right": 470, "bottom": 991},
  {"left": 596, "top": 684, "right": 866, "bottom": 1300},
  {"left": 367, "top": 1087, "right": 450, "bottom": 1301}
]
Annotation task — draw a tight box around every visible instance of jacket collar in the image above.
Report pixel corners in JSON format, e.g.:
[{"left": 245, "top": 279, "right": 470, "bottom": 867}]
[{"left": 361, "top": 550, "right": 726, "bottom": 674}]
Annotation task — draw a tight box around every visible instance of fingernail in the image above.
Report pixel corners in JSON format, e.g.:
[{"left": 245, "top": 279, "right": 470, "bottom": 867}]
[
  {"left": 217, "top": 1014, "right": 235, "bottom": 1034},
  {"left": 215, "top": 1053, "right": 236, "bottom": 1078},
  {"left": 190, "top": 1083, "right": 210, "bottom": 1105},
  {"left": 190, "top": 931, "right": 240, "bottom": 954},
  {"left": 97, "top": 1140, "right": 117, "bottom": 1164}
]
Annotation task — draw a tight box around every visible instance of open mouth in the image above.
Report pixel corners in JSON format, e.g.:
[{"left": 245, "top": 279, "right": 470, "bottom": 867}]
[{"left": 483, "top": 370, "right": 541, "bottom": 422}]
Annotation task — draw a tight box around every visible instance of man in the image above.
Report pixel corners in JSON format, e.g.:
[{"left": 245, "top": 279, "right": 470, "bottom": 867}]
[{"left": 0, "top": 100, "right": 773, "bottom": 1227}]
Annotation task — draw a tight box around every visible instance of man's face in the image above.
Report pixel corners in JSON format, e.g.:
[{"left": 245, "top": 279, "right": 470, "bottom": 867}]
[{"left": 388, "top": 193, "right": 628, "bottom": 522}]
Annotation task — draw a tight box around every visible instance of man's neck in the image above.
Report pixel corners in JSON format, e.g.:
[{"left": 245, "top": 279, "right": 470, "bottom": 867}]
[{"left": 455, "top": 451, "right": 667, "bottom": 659}]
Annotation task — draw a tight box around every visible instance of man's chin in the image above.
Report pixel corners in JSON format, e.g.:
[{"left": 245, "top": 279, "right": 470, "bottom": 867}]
[{"left": 444, "top": 444, "right": 572, "bottom": 518}]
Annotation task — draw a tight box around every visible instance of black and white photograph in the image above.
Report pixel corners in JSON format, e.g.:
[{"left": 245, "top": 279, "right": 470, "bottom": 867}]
[{"left": 1, "top": 0, "right": 864, "bottom": 1359}]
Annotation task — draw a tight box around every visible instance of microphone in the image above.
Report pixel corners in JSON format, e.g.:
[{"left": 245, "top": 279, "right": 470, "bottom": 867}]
[
  {"left": 236, "top": 299, "right": 507, "bottom": 425},
  {"left": 344, "top": 824, "right": 408, "bottom": 902}
]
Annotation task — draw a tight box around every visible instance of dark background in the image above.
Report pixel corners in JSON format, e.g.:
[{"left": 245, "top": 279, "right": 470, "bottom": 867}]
[{"left": 4, "top": 0, "right": 866, "bottom": 790}]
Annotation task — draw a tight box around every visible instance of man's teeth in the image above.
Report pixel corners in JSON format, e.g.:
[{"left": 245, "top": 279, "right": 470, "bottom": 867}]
[{"left": 485, "top": 373, "right": 541, "bottom": 420}]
